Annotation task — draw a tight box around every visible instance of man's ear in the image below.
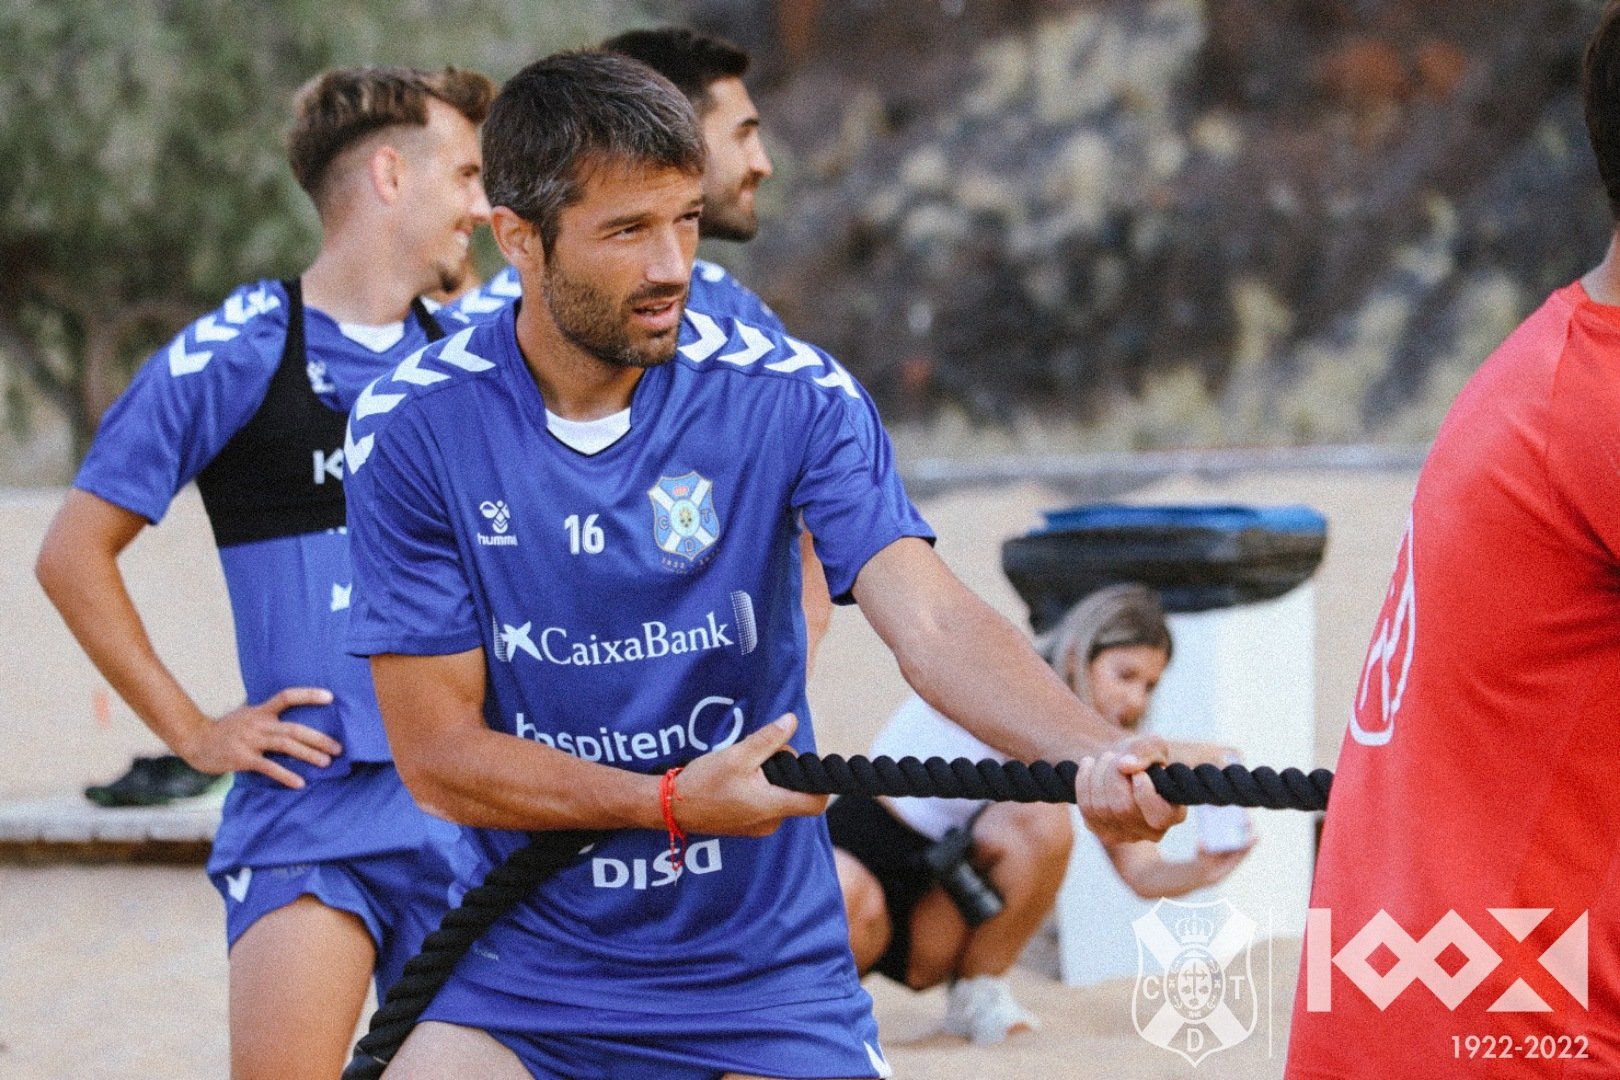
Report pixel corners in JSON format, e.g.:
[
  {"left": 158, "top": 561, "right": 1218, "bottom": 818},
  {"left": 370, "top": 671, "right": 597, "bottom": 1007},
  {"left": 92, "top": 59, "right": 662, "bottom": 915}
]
[
  {"left": 491, "top": 206, "right": 544, "bottom": 271},
  {"left": 368, "top": 144, "right": 405, "bottom": 206}
]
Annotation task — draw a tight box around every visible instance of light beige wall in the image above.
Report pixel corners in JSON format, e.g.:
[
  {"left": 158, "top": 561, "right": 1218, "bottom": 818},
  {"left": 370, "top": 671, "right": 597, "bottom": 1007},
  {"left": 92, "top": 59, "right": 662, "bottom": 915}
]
[{"left": 2, "top": 488, "right": 242, "bottom": 800}]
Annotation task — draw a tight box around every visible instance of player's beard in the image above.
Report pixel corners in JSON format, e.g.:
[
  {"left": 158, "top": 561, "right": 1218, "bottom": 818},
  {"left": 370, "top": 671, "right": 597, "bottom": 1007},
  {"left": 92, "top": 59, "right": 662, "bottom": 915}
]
[
  {"left": 700, "top": 180, "right": 760, "bottom": 243},
  {"left": 432, "top": 259, "right": 465, "bottom": 296},
  {"left": 428, "top": 222, "right": 477, "bottom": 296},
  {"left": 542, "top": 257, "right": 686, "bottom": 369}
]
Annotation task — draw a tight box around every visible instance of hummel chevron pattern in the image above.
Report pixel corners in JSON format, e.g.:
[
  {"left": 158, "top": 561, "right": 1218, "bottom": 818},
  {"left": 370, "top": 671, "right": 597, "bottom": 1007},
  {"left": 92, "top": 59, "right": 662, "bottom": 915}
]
[
  {"left": 353, "top": 380, "right": 404, "bottom": 421},
  {"left": 717, "top": 322, "right": 772, "bottom": 367},
  {"left": 677, "top": 312, "right": 862, "bottom": 398},
  {"left": 763, "top": 336, "right": 823, "bottom": 375},
  {"left": 813, "top": 359, "right": 860, "bottom": 399},
  {"left": 437, "top": 328, "right": 496, "bottom": 374},
  {"left": 680, "top": 311, "right": 727, "bottom": 362},
  {"left": 193, "top": 315, "right": 239, "bottom": 343},
  {"left": 344, "top": 330, "right": 494, "bottom": 476},
  {"left": 343, "top": 423, "right": 377, "bottom": 475},
  {"left": 167, "top": 337, "right": 213, "bottom": 377},
  {"left": 168, "top": 283, "right": 282, "bottom": 377},
  {"left": 391, "top": 345, "right": 449, "bottom": 387}
]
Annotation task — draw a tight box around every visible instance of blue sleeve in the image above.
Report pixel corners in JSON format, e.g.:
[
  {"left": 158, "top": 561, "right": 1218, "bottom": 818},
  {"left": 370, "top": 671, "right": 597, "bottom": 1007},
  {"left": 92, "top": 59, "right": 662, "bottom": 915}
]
[
  {"left": 345, "top": 402, "right": 483, "bottom": 657},
  {"left": 789, "top": 369, "right": 934, "bottom": 604},
  {"left": 449, "top": 265, "right": 521, "bottom": 323},
  {"left": 691, "top": 261, "right": 785, "bottom": 334},
  {"left": 73, "top": 283, "right": 287, "bottom": 523},
  {"left": 732, "top": 285, "right": 784, "bottom": 335}
]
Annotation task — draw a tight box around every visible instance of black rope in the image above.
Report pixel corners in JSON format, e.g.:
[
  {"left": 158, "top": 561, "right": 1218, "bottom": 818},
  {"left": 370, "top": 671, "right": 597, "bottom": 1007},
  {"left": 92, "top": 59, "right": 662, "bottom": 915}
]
[
  {"left": 344, "top": 753, "right": 1328, "bottom": 1076},
  {"left": 761, "top": 752, "right": 1333, "bottom": 812},
  {"left": 341, "top": 829, "right": 592, "bottom": 1080}
]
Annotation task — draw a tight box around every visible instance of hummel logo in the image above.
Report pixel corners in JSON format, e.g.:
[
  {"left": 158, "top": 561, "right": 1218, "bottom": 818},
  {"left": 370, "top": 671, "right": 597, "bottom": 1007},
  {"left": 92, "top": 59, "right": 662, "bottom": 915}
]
[
  {"left": 479, "top": 500, "right": 518, "bottom": 547},
  {"left": 225, "top": 867, "right": 253, "bottom": 903},
  {"left": 307, "top": 359, "right": 336, "bottom": 395},
  {"left": 480, "top": 500, "right": 511, "bottom": 533}
]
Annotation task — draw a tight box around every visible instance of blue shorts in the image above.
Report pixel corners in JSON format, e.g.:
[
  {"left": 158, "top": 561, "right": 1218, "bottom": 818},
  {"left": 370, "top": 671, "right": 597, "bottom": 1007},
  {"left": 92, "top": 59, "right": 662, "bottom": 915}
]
[
  {"left": 210, "top": 842, "right": 462, "bottom": 998},
  {"left": 422, "top": 975, "right": 892, "bottom": 1079}
]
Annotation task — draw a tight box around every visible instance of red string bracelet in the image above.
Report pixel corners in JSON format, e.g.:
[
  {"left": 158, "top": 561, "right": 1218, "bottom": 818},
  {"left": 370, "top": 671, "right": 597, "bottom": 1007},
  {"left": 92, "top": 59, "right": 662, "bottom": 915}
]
[{"left": 660, "top": 766, "right": 687, "bottom": 872}]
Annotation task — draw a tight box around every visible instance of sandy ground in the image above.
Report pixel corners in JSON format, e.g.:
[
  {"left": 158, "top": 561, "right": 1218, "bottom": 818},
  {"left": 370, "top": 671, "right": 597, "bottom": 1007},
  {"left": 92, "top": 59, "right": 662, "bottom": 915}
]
[{"left": 0, "top": 466, "right": 1418, "bottom": 1079}]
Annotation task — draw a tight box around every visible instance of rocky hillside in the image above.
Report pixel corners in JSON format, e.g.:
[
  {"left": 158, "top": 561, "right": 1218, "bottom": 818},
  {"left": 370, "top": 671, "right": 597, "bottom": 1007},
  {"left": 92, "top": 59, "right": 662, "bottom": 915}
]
[{"left": 697, "top": 0, "right": 1610, "bottom": 447}]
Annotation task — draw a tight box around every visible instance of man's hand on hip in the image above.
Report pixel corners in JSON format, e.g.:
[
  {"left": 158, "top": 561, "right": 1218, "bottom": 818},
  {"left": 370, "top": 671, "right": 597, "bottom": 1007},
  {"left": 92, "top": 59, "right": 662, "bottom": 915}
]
[{"left": 175, "top": 687, "right": 345, "bottom": 790}]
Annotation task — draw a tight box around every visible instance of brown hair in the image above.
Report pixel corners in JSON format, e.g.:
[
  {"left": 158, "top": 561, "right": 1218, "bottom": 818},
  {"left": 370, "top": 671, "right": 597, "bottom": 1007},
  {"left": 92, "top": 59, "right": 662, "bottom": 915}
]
[
  {"left": 1585, "top": 2, "right": 1620, "bottom": 219},
  {"left": 601, "top": 27, "right": 750, "bottom": 114},
  {"left": 483, "top": 51, "right": 704, "bottom": 251},
  {"left": 287, "top": 66, "right": 495, "bottom": 209},
  {"left": 1041, "top": 584, "right": 1173, "bottom": 711}
]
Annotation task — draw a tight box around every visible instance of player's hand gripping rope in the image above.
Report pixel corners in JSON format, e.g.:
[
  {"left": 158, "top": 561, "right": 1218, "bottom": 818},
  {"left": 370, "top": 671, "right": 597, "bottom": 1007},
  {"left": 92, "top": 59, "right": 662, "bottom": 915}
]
[{"left": 342, "top": 753, "right": 1330, "bottom": 1078}]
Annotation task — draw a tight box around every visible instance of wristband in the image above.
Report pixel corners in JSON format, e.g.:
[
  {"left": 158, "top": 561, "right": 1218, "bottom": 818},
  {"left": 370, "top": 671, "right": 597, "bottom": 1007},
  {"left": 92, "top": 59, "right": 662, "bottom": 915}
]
[{"left": 660, "top": 766, "right": 688, "bottom": 872}]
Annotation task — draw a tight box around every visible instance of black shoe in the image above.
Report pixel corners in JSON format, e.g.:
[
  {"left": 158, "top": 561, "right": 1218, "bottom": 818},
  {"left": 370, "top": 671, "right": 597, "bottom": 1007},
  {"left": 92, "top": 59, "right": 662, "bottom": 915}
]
[{"left": 84, "top": 754, "right": 224, "bottom": 808}]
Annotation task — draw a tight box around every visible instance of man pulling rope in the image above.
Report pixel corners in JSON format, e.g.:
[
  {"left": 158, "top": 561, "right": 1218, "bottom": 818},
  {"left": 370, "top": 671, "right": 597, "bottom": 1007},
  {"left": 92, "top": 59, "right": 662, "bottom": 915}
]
[{"left": 344, "top": 752, "right": 1328, "bottom": 1078}]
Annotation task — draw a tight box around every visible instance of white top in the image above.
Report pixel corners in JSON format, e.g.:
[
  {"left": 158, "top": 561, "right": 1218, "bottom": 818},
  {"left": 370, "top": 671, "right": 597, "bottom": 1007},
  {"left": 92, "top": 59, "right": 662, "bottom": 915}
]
[
  {"left": 546, "top": 407, "right": 632, "bottom": 456},
  {"left": 337, "top": 320, "right": 407, "bottom": 353},
  {"left": 867, "top": 694, "right": 1007, "bottom": 841}
]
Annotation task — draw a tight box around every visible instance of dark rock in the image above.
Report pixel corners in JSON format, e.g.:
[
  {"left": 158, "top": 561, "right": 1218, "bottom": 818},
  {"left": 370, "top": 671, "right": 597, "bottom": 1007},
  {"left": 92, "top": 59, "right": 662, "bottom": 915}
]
[{"left": 693, "top": 0, "right": 1610, "bottom": 442}]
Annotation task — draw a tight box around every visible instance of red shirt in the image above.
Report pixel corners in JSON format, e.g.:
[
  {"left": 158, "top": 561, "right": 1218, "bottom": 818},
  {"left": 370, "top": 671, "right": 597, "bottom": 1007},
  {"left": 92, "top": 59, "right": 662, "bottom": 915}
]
[{"left": 1288, "top": 283, "right": 1620, "bottom": 1078}]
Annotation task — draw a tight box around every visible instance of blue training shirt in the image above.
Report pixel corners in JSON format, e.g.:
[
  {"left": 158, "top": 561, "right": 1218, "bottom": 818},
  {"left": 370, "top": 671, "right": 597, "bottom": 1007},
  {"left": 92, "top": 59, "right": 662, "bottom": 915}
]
[
  {"left": 343, "top": 302, "right": 933, "bottom": 1012},
  {"left": 75, "top": 279, "right": 452, "bottom": 868},
  {"left": 451, "top": 258, "right": 784, "bottom": 332}
]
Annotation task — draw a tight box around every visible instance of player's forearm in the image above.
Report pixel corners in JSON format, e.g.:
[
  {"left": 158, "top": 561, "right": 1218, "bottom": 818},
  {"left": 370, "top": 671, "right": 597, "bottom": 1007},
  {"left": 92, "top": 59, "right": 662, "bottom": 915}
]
[
  {"left": 35, "top": 536, "right": 212, "bottom": 754},
  {"left": 1107, "top": 841, "right": 1200, "bottom": 898},
  {"left": 394, "top": 725, "right": 664, "bottom": 832},
  {"left": 1130, "top": 855, "right": 1210, "bottom": 898},
  {"left": 893, "top": 593, "right": 1119, "bottom": 762}
]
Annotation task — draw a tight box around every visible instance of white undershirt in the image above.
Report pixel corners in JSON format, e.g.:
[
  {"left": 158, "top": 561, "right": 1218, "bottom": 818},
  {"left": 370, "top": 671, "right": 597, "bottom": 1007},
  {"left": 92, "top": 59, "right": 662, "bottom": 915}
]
[
  {"left": 337, "top": 320, "right": 407, "bottom": 353},
  {"left": 546, "top": 407, "right": 632, "bottom": 456}
]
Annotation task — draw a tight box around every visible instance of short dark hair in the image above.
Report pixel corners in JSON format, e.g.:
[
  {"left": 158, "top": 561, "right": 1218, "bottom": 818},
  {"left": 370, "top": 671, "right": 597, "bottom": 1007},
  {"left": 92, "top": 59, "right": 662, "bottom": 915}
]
[
  {"left": 288, "top": 66, "right": 494, "bottom": 208},
  {"left": 482, "top": 51, "right": 705, "bottom": 251},
  {"left": 1584, "top": 2, "right": 1620, "bottom": 218},
  {"left": 600, "top": 27, "right": 750, "bottom": 113}
]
